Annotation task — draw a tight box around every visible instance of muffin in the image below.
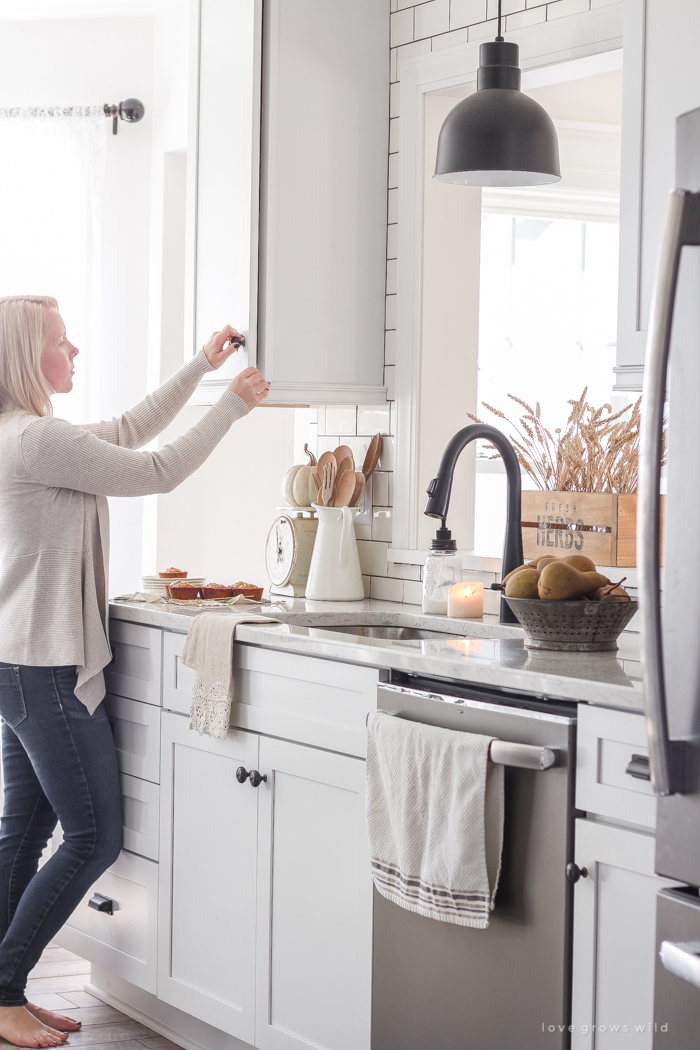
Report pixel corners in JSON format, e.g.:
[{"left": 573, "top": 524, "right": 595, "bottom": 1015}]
[
  {"left": 201, "top": 583, "right": 234, "bottom": 599},
  {"left": 166, "top": 583, "right": 200, "bottom": 599},
  {"left": 233, "top": 582, "right": 264, "bottom": 602},
  {"left": 159, "top": 567, "right": 188, "bottom": 578}
]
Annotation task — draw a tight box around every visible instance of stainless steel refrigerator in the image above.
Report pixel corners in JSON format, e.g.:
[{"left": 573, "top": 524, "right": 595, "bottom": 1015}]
[{"left": 639, "top": 104, "right": 700, "bottom": 1046}]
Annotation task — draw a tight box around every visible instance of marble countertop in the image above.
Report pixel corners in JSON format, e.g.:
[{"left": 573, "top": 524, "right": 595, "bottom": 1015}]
[{"left": 109, "top": 596, "right": 644, "bottom": 713}]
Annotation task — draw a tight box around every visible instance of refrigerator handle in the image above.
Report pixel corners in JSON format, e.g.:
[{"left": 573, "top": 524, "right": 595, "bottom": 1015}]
[{"left": 639, "top": 189, "right": 700, "bottom": 797}]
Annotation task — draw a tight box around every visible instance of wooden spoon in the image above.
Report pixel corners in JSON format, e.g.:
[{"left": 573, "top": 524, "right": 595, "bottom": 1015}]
[
  {"left": 362, "top": 433, "right": 382, "bottom": 478},
  {"left": 333, "top": 469, "right": 356, "bottom": 507},
  {"left": 317, "top": 451, "right": 337, "bottom": 475},
  {"left": 349, "top": 471, "right": 366, "bottom": 507},
  {"left": 333, "top": 445, "right": 353, "bottom": 466},
  {"left": 311, "top": 470, "right": 321, "bottom": 502},
  {"left": 336, "top": 455, "right": 353, "bottom": 479}
]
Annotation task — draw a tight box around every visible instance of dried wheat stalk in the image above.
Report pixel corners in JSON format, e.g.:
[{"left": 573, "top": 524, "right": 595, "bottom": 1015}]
[{"left": 469, "top": 389, "right": 665, "bottom": 494}]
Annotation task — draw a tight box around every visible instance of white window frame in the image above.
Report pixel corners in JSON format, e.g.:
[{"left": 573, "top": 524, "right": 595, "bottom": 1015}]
[{"left": 392, "top": 4, "right": 625, "bottom": 554}]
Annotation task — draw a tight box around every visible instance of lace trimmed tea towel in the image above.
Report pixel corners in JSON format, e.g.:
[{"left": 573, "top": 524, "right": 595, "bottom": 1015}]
[
  {"left": 181, "top": 611, "right": 280, "bottom": 738},
  {"left": 366, "top": 711, "right": 504, "bottom": 929}
]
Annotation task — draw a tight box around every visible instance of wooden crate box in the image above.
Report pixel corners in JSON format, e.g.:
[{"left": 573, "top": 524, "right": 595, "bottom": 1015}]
[{"left": 521, "top": 491, "right": 665, "bottom": 567}]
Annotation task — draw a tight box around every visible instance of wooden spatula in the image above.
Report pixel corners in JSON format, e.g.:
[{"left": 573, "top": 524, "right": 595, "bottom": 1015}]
[
  {"left": 349, "top": 471, "right": 366, "bottom": 507},
  {"left": 333, "top": 469, "right": 356, "bottom": 507},
  {"left": 362, "top": 433, "right": 382, "bottom": 478},
  {"left": 333, "top": 445, "right": 353, "bottom": 466},
  {"left": 318, "top": 450, "right": 337, "bottom": 474},
  {"left": 336, "top": 455, "right": 353, "bottom": 479}
]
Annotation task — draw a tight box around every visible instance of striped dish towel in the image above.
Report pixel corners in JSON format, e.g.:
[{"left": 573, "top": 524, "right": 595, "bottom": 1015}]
[{"left": 366, "top": 711, "right": 504, "bottom": 928}]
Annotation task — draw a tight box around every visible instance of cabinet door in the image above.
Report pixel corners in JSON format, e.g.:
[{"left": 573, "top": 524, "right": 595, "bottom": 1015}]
[
  {"left": 255, "top": 736, "right": 372, "bottom": 1050},
  {"left": 571, "top": 819, "right": 676, "bottom": 1050},
  {"left": 616, "top": 0, "right": 700, "bottom": 391},
  {"left": 186, "top": 0, "right": 262, "bottom": 405},
  {"left": 157, "top": 712, "right": 259, "bottom": 1043},
  {"left": 105, "top": 620, "right": 162, "bottom": 706},
  {"left": 256, "top": 0, "right": 388, "bottom": 405}
]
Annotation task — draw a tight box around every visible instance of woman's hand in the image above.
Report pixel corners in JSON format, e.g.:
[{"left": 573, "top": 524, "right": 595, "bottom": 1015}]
[
  {"left": 229, "top": 366, "right": 269, "bottom": 410},
  {"left": 203, "top": 325, "right": 244, "bottom": 369}
]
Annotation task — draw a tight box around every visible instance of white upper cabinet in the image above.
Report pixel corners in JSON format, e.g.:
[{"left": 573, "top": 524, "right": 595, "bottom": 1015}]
[
  {"left": 188, "top": 0, "right": 389, "bottom": 406},
  {"left": 616, "top": 0, "right": 700, "bottom": 392}
]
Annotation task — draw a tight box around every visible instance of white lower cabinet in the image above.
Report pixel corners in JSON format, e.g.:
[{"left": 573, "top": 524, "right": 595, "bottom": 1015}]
[
  {"left": 57, "top": 849, "right": 158, "bottom": 993},
  {"left": 157, "top": 711, "right": 259, "bottom": 1043},
  {"left": 157, "top": 711, "right": 372, "bottom": 1050},
  {"left": 254, "top": 736, "right": 372, "bottom": 1050},
  {"left": 571, "top": 818, "right": 676, "bottom": 1050}
]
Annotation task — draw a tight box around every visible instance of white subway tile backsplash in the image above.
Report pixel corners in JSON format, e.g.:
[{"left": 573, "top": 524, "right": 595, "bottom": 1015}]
[
  {"left": 391, "top": 0, "right": 398, "bottom": 9},
  {"left": 396, "top": 38, "right": 432, "bottom": 69},
  {"left": 388, "top": 152, "right": 399, "bottom": 189},
  {"left": 356, "top": 523, "right": 372, "bottom": 542},
  {"left": 316, "top": 435, "right": 339, "bottom": 457},
  {"left": 468, "top": 17, "right": 498, "bottom": 38},
  {"left": 378, "top": 435, "right": 395, "bottom": 471},
  {"left": 384, "top": 365, "right": 396, "bottom": 401},
  {"left": 372, "top": 470, "right": 390, "bottom": 506},
  {"left": 370, "top": 575, "right": 403, "bottom": 603},
  {"left": 546, "top": 0, "right": 588, "bottom": 16},
  {"left": 488, "top": 0, "right": 525, "bottom": 15},
  {"left": 390, "top": 81, "right": 400, "bottom": 118},
  {"left": 415, "top": 0, "right": 450, "bottom": 40},
  {"left": 316, "top": 405, "right": 326, "bottom": 435},
  {"left": 387, "top": 223, "right": 398, "bottom": 259},
  {"left": 345, "top": 435, "right": 373, "bottom": 465},
  {"left": 384, "top": 329, "right": 396, "bottom": 365},
  {"left": 372, "top": 507, "right": 394, "bottom": 542},
  {"left": 506, "top": 6, "right": 545, "bottom": 27},
  {"left": 363, "top": 574, "right": 371, "bottom": 598},
  {"left": 325, "top": 406, "right": 357, "bottom": 436},
  {"left": 389, "top": 116, "right": 400, "bottom": 154},
  {"left": 386, "top": 257, "right": 397, "bottom": 294},
  {"left": 391, "top": 47, "right": 397, "bottom": 82},
  {"left": 403, "top": 580, "right": 423, "bottom": 606},
  {"left": 432, "top": 27, "right": 468, "bottom": 49},
  {"left": 389, "top": 562, "right": 421, "bottom": 581},
  {"left": 357, "top": 540, "right": 389, "bottom": 576},
  {"left": 385, "top": 294, "right": 397, "bottom": 330},
  {"left": 450, "top": 0, "right": 487, "bottom": 30},
  {"left": 388, "top": 187, "right": 398, "bottom": 224},
  {"left": 590, "top": 0, "right": 615, "bottom": 6},
  {"left": 358, "top": 405, "right": 391, "bottom": 435},
  {"left": 391, "top": 7, "right": 414, "bottom": 47}
]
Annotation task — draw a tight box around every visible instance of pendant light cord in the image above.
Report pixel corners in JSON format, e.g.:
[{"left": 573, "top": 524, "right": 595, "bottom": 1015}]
[{"left": 496, "top": 0, "right": 504, "bottom": 41}]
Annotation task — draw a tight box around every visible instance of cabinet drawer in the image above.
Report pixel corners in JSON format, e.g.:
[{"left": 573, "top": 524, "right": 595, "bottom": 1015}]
[
  {"left": 576, "top": 705, "right": 656, "bottom": 829},
  {"left": 105, "top": 620, "right": 162, "bottom": 705},
  {"left": 162, "top": 630, "right": 195, "bottom": 715},
  {"left": 121, "top": 774, "right": 159, "bottom": 861},
  {"left": 56, "top": 850, "right": 158, "bottom": 993},
  {"left": 104, "top": 694, "right": 160, "bottom": 784}
]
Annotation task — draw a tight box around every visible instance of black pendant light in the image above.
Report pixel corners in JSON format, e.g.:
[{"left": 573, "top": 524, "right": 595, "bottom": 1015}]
[{"left": 434, "top": 0, "right": 561, "bottom": 187}]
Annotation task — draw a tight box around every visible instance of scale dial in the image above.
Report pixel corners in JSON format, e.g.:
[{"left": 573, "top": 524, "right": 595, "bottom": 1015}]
[{"left": 265, "top": 515, "right": 297, "bottom": 586}]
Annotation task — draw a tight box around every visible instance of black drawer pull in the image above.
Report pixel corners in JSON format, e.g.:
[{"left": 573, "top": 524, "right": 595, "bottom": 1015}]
[
  {"left": 88, "top": 893, "right": 114, "bottom": 915},
  {"left": 625, "top": 754, "right": 651, "bottom": 781},
  {"left": 565, "top": 863, "right": 588, "bottom": 884}
]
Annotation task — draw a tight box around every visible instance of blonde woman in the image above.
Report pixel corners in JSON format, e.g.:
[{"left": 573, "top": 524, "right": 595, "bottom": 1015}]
[{"left": 0, "top": 296, "right": 268, "bottom": 1048}]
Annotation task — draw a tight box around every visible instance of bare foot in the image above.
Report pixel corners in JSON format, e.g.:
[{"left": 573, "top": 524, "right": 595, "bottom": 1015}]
[
  {"left": 25, "top": 1005, "right": 81, "bottom": 1034},
  {"left": 0, "top": 1005, "right": 68, "bottom": 1047}
]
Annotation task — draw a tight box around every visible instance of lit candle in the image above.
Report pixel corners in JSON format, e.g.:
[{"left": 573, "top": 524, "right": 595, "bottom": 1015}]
[{"left": 447, "top": 581, "right": 484, "bottom": 619}]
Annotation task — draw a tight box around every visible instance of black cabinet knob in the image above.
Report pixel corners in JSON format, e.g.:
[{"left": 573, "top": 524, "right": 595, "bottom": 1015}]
[
  {"left": 88, "top": 893, "right": 114, "bottom": 914},
  {"left": 236, "top": 766, "right": 267, "bottom": 787},
  {"left": 565, "top": 862, "right": 588, "bottom": 884}
]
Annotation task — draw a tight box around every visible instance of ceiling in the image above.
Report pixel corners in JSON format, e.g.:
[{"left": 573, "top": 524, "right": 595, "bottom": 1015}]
[{"left": 0, "top": 0, "right": 185, "bottom": 18}]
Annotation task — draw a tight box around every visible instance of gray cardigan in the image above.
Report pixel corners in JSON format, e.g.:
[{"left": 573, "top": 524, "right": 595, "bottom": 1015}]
[{"left": 0, "top": 350, "right": 248, "bottom": 711}]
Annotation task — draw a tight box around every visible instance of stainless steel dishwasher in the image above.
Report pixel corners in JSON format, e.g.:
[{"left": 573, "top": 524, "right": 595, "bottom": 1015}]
[{"left": 372, "top": 675, "right": 577, "bottom": 1050}]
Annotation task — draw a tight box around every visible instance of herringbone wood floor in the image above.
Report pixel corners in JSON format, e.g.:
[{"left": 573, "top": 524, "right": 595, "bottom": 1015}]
[{"left": 0, "top": 946, "right": 179, "bottom": 1050}]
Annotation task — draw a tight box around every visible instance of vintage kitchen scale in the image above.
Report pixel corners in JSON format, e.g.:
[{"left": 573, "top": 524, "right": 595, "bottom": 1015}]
[{"left": 265, "top": 507, "right": 318, "bottom": 597}]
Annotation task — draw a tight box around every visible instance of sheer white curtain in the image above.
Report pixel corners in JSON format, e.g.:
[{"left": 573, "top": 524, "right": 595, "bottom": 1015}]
[{"left": 0, "top": 107, "right": 107, "bottom": 423}]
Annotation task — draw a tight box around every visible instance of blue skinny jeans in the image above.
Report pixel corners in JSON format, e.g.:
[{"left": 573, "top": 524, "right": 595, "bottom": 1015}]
[{"left": 0, "top": 664, "right": 122, "bottom": 1006}]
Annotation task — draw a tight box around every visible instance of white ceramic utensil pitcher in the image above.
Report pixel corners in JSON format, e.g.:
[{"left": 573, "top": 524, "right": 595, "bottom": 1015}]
[{"left": 306, "top": 504, "right": 365, "bottom": 601}]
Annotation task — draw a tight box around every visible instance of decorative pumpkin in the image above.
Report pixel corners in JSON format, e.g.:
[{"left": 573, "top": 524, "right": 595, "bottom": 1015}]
[{"left": 281, "top": 444, "right": 318, "bottom": 507}]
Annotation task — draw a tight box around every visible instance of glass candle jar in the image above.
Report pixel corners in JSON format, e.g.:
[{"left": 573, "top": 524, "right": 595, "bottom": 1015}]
[{"left": 422, "top": 527, "right": 462, "bottom": 614}]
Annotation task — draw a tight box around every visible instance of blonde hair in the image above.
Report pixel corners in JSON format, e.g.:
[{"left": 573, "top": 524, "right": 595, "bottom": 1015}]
[{"left": 0, "top": 295, "right": 58, "bottom": 417}]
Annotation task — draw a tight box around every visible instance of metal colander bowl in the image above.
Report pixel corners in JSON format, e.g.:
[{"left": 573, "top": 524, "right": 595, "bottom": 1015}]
[{"left": 504, "top": 596, "right": 638, "bottom": 652}]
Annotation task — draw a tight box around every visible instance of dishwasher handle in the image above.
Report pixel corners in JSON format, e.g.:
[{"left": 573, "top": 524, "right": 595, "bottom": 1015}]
[{"left": 660, "top": 940, "right": 700, "bottom": 990}]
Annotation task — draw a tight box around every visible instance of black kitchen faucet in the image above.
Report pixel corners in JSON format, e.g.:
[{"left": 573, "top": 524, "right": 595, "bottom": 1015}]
[{"left": 424, "top": 424, "right": 523, "bottom": 624}]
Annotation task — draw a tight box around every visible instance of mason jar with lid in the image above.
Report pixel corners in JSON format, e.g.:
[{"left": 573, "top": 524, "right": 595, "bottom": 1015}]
[{"left": 422, "top": 527, "right": 463, "bottom": 614}]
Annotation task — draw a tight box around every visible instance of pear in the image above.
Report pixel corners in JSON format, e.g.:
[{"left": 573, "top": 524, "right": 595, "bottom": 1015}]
[
  {"left": 502, "top": 563, "right": 530, "bottom": 586},
  {"left": 505, "top": 568, "right": 540, "bottom": 600},
  {"left": 592, "top": 579, "right": 630, "bottom": 602},
  {"left": 560, "top": 554, "right": 597, "bottom": 574},
  {"left": 536, "top": 555, "right": 558, "bottom": 570},
  {"left": 538, "top": 561, "right": 609, "bottom": 601}
]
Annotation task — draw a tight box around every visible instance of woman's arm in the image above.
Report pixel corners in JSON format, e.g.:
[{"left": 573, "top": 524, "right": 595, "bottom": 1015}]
[
  {"left": 21, "top": 390, "right": 250, "bottom": 497},
  {"left": 83, "top": 327, "right": 244, "bottom": 449}
]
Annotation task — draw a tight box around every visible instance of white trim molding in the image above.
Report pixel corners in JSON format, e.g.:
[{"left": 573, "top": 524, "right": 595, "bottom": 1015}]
[{"left": 393, "top": 5, "right": 625, "bottom": 551}]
